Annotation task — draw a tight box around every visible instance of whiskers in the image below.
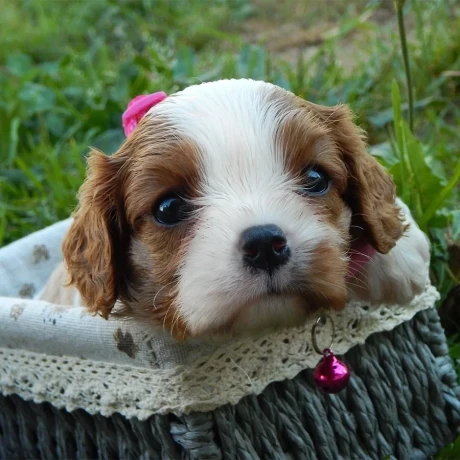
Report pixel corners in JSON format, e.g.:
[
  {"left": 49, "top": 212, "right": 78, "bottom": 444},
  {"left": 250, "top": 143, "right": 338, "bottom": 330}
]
[
  {"left": 347, "top": 248, "right": 374, "bottom": 262},
  {"left": 344, "top": 251, "right": 372, "bottom": 292},
  {"left": 148, "top": 280, "right": 189, "bottom": 338},
  {"left": 152, "top": 280, "right": 176, "bottom": 311}
]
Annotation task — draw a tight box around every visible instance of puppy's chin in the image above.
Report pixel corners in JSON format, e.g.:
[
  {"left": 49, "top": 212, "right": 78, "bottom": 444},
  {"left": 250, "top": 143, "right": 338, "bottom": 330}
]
[
  {"left": 185, "top": 294, "right": 310, "bottom": 340},
  {"left": 229, "top": 294, "right": 310, "bottom": 337},
  {"left": 185, "top": 286, "right": 347, "bottom": 340}
]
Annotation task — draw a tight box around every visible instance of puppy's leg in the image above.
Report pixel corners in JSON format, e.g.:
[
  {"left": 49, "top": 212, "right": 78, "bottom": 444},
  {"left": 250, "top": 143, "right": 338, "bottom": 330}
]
[
  {"left": 39, "top": 262, "right": 83, "bottom": 306},
  {"left": 349, "top": 199, "right": 430, "bottom": 305}
]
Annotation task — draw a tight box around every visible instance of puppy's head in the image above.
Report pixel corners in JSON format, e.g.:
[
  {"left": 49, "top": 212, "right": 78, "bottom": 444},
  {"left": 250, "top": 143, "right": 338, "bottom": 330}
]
[{"left": 63, "top": 79, "right": 403, "bottom": 339}]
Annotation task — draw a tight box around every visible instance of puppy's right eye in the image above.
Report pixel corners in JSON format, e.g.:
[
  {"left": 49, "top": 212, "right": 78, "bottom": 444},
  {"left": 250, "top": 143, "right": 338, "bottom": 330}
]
[
  {"left": 301, "top": 167, "right": 330, "bottom": 196},
  {"left": 154, "top": 194, "right": 189, "bottom": 226}
]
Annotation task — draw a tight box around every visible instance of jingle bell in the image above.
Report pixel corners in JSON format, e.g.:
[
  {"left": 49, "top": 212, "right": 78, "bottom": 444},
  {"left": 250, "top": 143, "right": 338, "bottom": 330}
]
[{"left": 313, "top": 348, "right": 350, "bottom": 393}]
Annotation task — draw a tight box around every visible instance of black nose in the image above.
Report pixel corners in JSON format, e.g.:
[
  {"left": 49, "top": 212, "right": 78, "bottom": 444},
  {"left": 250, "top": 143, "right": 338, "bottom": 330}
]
[{"left": 240, "top": 224, "right": 290, "bottom": 274}]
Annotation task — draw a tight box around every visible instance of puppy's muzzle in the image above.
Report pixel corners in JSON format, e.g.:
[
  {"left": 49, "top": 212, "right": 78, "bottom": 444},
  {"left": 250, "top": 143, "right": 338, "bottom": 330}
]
[{"left": 240, "top": 224, "right": 290, "bottom": 275}]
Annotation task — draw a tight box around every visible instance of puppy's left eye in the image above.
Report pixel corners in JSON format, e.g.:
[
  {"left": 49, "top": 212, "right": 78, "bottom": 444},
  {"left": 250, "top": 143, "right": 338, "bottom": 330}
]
[{"left": 302, "top": 168, "right": 330, "bottom": 196}]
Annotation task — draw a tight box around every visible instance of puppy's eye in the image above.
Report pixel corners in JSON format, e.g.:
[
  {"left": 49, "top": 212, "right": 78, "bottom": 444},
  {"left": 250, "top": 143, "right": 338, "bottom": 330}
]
[
  {"left": 302, "top": 168, "right": 330, "bottom": 196},
  {"left": 154, "top": 194, "right": 190, "bottom": 226}
]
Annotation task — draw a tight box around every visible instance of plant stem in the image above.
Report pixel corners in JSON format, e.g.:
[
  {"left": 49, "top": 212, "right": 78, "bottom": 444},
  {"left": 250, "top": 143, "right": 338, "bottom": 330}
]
[{"left": 396, "top": 0, "right": 414, "bottom": 132}]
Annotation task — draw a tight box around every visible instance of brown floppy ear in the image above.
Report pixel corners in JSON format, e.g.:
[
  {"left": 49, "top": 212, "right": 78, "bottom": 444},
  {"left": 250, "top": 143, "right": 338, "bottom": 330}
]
[
  {"left": 306, "top": 102, "right": 404, "bottom": 254},
  {"left": 63, "top": 150, "right": 127, "bottom": 318}
]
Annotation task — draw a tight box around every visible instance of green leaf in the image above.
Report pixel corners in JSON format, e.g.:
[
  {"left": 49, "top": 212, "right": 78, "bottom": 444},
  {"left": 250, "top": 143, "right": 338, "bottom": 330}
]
[
  {"left": 368, "top": 142, "right": 399, "bottom": 167},
  {"left": 173, "top": 47, "right": 196, "bottom": 81},
  {"left": 237, "top": 44, "right": 251, "bottom": 77},
  {"left": 390, "top": 80, "right": 446, "bottom": 228},
  {"left": 63, "top": 86, "right": 85, "bottom": 101},
  {"left": 7, "top": 117, "right": 20, "bottom": 166},
  {"left": 18, "top": 83, "right": 56, "bottom": 115},
  {"left": 0, "top": 168, "right": 29, "bottom": 185},
  {"left": 368, "top": 96, "right": 442, "bottom": 128},
  {"left": 38, "top": 60, "right": 60, "bottom": 77},
  {"left": 6, "top": 52, "right": 33, "bottom": 77},
  {"left": 44, "top": 112, "right": 66, "bottom": 138},
  {"left": 11, "top": 158, "right": 45, "bottom": 191},
  {"left": 91, "top": 129, "right": 125, "bottom": 155},
  {"left": 436, "top": 433, "right": 460, "bottom": 459},
  {"left": 449, "top": 343, "right": 460, "bottom": 359},
  {"left": 420, "top": 157, "right": 460, "bottom": 228},
  {"left": 452, "top": 211, "right": 460, "bottom": 242},
  {"left": 236, "top": 45, "right": 267, "bottom": 79},
  {"left": 404, "top": 124, "right": 442, "bottom": 222},
  {"left": 273, "top": 73, "right": 291, "bottom": 92},
  {"left": 250, "top": 47, "right": 266, "bottom": 81},
  {"left": 425, "top": 155, "right": 448, "bottom": 183}
]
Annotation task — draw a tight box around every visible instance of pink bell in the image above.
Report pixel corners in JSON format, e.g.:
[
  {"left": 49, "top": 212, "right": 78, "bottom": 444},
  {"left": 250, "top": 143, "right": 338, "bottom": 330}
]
[
  {"left": 311, "top": 316, "right": 350, "bottom": 394},
  {"left": 313, "top": 348, "right": 350, "bottom": 393}
]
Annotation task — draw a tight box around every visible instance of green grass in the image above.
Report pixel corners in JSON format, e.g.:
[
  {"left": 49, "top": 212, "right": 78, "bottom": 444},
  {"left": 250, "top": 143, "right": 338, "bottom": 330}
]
[{"left": 1, "top": 0, "right": 460, "bottom": 453}]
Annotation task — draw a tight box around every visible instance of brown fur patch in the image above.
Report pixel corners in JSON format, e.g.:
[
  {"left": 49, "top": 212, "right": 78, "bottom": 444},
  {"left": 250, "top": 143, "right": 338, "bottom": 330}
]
[
  {"left": 62, "top": 114, "right": 201, "bottom": 339},
  {"left": 272, "top": 91, "right": 403, "bottom": 310},
  {"left": 305, "top": 242, "right": 348, "bottom": 310},
  {"left": 62, "top": 151, "right": 128, "bottom": 319},
  {"left": 300, "top": 101, "right": 405, "bottom": 254}
]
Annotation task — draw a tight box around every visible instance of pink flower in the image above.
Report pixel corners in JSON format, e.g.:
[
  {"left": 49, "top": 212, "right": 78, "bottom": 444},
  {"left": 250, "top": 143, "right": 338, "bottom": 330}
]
[{"left": 122, "top": 91, "right": 167, "bottom": 137}]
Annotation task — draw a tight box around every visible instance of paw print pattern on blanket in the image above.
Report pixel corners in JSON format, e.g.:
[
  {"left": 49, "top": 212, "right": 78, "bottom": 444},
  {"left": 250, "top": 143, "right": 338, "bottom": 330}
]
[
  {"left": 18, "top": 283, "right": 35, "bottom": 299},
  {"left": 32, "top": 244, "right": 50, "bottom": 264}
]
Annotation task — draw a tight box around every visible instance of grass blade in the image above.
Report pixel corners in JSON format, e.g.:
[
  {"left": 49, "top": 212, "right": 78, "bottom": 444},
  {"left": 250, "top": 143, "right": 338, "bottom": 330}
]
[{"left": 421, "top": 157, "right": 460, "bottom": 228}]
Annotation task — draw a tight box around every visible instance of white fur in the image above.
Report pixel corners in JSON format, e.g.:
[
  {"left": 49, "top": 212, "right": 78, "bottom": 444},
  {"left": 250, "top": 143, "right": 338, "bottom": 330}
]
[
  {"left": 149, "top": 80, "right": 343, "bottom": 335},
  {"left": 349, "top": 198, "right": 430, "bottom": 304}
]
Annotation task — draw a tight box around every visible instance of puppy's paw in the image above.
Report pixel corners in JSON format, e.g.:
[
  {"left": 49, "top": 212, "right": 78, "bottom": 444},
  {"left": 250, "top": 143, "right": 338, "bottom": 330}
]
[{"left": 349, "top": 200, "right": 430, "bottom": 305}]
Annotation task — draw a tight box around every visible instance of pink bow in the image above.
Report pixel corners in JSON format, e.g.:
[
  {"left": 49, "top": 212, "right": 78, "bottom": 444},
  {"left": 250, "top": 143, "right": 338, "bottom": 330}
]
[{"left": 122, "top": 91, "right": 167, "bottom": 137}]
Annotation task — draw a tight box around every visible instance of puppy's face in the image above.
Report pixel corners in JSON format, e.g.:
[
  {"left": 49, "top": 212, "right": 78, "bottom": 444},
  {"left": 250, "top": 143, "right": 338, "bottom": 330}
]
[{"left": 63, "top": 79, "right": 403, "bottom": 339}]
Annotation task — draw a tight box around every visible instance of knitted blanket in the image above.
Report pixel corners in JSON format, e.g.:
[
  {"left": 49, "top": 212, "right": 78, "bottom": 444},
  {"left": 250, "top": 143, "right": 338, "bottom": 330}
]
[{"left": 0, "top": 219, "right": 439, "bottom": 418}]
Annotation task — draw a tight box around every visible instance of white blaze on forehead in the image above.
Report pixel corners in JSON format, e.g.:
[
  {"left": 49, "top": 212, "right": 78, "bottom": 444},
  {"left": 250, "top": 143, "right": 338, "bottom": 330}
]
[
  {"left": 148, "top": 79, "right": 291, "bottom": 192},
  {"left": 148, "top": 79, "right": 342, "bottom": 335}
]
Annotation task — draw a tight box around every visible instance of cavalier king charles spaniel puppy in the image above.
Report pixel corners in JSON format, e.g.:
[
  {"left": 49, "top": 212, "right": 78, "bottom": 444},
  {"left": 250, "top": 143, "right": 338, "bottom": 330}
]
[{"left": 41, "top": 79, "right": 430, "bottom": 340}]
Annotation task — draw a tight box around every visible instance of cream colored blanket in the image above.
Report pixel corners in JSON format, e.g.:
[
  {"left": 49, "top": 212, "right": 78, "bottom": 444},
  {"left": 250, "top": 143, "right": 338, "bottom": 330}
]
[{"left": 0, "top": 220, "right": 439, "bottom": 419}]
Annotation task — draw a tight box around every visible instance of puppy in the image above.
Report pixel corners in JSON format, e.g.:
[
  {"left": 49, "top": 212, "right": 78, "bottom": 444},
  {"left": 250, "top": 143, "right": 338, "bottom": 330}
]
[{"left": 41, "top": 79, "right": 430, "bottom": 339}]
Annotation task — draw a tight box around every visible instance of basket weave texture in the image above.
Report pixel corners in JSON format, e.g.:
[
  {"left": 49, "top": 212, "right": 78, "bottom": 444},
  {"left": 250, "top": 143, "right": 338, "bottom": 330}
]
[{"left": 1, "top": 307, "right": 459, "bottom": 460}]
